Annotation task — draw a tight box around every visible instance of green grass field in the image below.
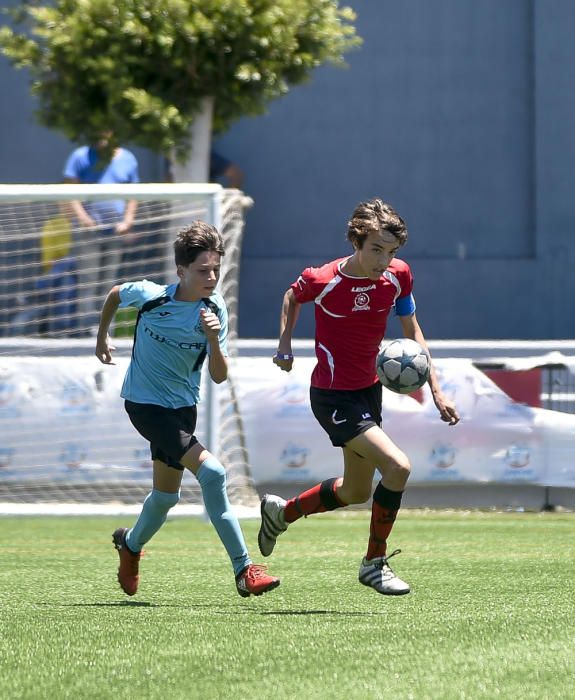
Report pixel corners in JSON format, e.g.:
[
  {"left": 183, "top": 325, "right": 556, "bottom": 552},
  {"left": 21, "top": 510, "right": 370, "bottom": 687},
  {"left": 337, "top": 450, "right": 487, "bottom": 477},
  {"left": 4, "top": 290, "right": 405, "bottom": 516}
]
[{"left": 0, "top": 511, "right": 573, "bottom": 699}]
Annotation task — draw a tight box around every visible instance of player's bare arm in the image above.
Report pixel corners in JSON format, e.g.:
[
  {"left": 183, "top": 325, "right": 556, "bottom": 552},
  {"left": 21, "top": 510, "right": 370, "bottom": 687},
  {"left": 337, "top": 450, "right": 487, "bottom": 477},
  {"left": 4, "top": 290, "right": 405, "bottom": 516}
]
[
  {"left": 399, "top": 313, "right": 460, "bottom": 425},
  {"left": 95, "top": 286, "right": 120, "bottom": 365},
  {"left": 274, "top": 288, "right": 300, "bottom": 372},
  {"left": 201, "top": 308, "right": 228, "bottom": 383}
]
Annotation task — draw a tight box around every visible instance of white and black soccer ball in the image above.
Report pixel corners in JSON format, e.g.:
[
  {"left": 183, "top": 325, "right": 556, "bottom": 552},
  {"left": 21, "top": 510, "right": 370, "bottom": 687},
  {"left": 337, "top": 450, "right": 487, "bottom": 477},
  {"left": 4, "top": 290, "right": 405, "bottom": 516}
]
[{"left": 376, "top": 338, "right": 430, "bottom": 394}]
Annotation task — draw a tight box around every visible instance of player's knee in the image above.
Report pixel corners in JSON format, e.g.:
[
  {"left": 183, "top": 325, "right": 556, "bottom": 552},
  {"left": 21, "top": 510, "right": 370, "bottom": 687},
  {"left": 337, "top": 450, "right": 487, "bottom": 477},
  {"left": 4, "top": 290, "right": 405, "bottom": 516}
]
[
  {"left": 338, "top": 481, "right": 372, "bottom": 505},
  {"left": 150, "top": 488, "right": 180, "bottom": 513},
  {"left": 390, "top": 455, "right": 411, "bottom": 483},
  {"left": 352, "top": 486, "right": 373, "bottom": 504},
  {"left": 197, "top": 456, "right": 226, "bottom": 487}
]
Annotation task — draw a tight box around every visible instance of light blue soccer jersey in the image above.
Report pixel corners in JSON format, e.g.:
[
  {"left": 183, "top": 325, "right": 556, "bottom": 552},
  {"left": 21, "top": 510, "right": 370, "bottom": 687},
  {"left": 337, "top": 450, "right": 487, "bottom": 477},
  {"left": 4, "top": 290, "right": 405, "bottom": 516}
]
[{"left": 119, "top": 280, "right": 228, "bottom": 408}]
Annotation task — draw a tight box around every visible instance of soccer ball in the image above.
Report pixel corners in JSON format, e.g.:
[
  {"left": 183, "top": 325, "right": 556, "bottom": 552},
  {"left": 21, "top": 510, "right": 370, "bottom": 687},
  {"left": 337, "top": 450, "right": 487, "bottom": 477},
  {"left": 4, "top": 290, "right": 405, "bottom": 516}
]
[{"left": 376, "top": 338, "right": 430, "bottom": 394}]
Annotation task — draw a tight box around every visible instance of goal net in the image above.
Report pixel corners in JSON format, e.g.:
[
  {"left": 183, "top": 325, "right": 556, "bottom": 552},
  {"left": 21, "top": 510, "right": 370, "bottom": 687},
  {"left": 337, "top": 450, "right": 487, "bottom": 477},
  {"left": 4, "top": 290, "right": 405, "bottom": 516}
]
[{"left": 0, "top": 183, "right": 258, "bottom": 515}]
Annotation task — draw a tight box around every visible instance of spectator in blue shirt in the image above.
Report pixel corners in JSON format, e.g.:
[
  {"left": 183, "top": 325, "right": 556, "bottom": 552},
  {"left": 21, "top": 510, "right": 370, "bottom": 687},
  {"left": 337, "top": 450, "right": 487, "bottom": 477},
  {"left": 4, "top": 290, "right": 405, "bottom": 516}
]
[{"left": 63, "top": 132, "right": 139, "bottom": 330}]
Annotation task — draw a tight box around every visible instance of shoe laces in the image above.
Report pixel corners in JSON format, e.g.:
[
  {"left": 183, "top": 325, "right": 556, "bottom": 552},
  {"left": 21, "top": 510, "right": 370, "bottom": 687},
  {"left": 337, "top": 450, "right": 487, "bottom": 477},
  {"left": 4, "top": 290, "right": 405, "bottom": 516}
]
[
  {"left": 245, "top": 564, "right": 268, "bottom": 581},
  {"left": 374, "top": 548, "right": 401, "bottom": 570}
]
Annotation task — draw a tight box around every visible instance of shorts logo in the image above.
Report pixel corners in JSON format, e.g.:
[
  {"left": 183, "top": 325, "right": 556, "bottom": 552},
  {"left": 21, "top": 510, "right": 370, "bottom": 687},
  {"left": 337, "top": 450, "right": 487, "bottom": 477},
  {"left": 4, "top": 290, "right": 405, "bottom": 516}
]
[
  {"left": 362, "top": 412, "right": 371, "bottom": 420},
  {"left": 331, "top": 409, "right": 347, "bottom": 425}
]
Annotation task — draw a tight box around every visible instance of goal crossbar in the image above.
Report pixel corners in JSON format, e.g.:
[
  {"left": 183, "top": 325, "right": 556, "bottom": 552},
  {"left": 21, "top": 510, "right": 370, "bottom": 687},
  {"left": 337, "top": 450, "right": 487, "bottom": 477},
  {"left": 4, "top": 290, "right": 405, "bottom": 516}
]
[{"left": 0, "top": 183, "right": 222, "bottom": 201}]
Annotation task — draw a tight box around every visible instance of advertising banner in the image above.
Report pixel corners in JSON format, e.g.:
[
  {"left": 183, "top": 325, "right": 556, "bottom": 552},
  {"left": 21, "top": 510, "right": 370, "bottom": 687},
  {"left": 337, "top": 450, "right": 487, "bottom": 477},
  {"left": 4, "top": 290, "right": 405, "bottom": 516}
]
[
  {"left": 236, "top": 357, "right": 575, "bottom": 489},
  {"left": 1, "top": 355, "right": 574, "bottom": 489}
]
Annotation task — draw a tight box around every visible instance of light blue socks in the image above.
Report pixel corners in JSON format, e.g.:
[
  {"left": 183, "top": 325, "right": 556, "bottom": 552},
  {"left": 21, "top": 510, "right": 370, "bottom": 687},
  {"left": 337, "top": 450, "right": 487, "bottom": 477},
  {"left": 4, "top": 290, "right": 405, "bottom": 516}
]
[
  {"left": 196, "top": 455, "right": 251, "bottom": 577},
  {"left": 125, "top": 458, "right": 251, "bottom": 577},
  {"left": 126, "top": 488, "right": 180, "bottom": 553}
]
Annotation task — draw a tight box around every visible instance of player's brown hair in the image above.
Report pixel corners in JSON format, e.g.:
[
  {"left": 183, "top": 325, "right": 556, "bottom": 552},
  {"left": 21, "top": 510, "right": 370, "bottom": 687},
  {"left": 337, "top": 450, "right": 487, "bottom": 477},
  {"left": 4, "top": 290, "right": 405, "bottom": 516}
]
[
  {"left": 174, "top": 221, "right": 225, "bottom": 266},
  {"left": 347, "top": 198, "right": 408, "bottom": 249}
]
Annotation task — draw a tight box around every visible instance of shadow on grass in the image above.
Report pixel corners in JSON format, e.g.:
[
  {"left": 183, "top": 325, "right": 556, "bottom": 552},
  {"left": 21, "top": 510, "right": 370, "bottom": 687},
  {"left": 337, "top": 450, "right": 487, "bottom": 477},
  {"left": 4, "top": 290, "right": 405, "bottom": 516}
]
[
  {"left": 38, "top": 601, "right": 157, "bottom": 608},
  {"left": 38, "top": 602, "right": 382, "bottom": 616},
  {"left": 259, "top": 609, "right": 383, "bottom": 616},
  {"left": 45, "top": 601, "right": 261, "bottom": 611}
]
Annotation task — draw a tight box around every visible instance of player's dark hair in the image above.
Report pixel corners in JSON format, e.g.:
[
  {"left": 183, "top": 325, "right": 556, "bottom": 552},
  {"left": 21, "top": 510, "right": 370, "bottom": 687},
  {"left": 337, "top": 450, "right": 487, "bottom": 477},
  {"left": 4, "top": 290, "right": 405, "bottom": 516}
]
[
  {"left": 174, "top": 221, "right": 225, "bottom": 266},
  {"left": 347, "top": 198, "right": 408, "bottom": 249}
]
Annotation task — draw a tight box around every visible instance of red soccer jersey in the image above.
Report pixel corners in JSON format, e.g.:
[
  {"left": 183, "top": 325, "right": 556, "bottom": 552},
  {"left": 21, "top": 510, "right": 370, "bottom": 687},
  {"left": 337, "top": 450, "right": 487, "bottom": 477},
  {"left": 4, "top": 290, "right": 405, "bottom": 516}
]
[{"left": 291, "top": 256, "right": 415, "bottom": 390}]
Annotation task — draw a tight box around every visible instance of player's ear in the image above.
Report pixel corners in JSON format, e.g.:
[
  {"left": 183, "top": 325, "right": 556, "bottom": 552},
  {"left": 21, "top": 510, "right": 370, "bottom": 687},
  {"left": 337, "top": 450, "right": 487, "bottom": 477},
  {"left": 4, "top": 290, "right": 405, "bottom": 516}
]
[
  {"left": 176, "top": 264, "right": 184, "bottom": 279},
  {"left": 349, "top": 234, "right": 361, "bottom": 251}
]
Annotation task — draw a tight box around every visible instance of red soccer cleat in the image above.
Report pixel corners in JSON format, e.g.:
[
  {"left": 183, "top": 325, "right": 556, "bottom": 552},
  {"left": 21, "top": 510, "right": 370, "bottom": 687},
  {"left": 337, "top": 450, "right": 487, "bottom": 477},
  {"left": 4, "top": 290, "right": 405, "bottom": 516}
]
[
  {"left": 112, "top": 527, "right": 142, "bottom": 596},
  {"left": 235, "top": 564, "right": 281, "bottom": 598}
]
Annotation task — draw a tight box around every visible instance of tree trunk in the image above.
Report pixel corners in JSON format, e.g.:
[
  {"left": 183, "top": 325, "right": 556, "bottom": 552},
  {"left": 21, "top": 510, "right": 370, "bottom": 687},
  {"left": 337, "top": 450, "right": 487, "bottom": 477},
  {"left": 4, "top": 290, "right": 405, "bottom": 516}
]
[{"left": 171, "top": 96, "right": 214, "bottom": 182}]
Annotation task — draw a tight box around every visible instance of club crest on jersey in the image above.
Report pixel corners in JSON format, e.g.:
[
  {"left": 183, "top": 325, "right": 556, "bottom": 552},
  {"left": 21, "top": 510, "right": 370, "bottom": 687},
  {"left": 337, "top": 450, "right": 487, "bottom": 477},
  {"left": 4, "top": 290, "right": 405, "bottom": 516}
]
[{"left": 352, "top": 292, "right": 370, "bottom": 311}]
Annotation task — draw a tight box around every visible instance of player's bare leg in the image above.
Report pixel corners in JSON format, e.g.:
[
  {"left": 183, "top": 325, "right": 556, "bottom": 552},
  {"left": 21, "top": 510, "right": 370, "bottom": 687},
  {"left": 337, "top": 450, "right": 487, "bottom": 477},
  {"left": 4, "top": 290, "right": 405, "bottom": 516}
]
[
  {"left": 338, "top": 446, "right": 377, "bottom": 505},
  {"left": 346, "top": 428, "right": 411, "bottom": 595},
  {"left": 259, "top": 443, "right": 375, "bottom": 557},
  {"left": 346, "top": 426, "right": 410, "bottom": 492}
]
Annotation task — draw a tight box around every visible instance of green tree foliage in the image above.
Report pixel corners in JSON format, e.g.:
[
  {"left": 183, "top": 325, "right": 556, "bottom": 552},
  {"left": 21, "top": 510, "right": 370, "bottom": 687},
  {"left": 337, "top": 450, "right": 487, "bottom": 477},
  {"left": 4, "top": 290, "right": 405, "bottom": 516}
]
[{"left": 0, "top": 0, "right": 360, "bottom": 160}]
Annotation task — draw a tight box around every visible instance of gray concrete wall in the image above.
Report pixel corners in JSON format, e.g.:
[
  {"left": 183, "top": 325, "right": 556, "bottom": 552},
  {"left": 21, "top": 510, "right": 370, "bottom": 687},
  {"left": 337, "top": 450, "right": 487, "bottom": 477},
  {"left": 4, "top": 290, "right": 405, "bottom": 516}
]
[{"left": 1, "top": 1, "right": 574, "bottom": 339}]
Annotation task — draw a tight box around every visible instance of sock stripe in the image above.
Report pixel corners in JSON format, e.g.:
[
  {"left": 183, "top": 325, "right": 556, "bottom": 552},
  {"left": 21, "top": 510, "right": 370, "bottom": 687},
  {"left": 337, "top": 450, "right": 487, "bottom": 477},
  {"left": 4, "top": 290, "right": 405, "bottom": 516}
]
[
  {"left": 373, "top": 483, "right": 403, "bottom": 510},
  {"left": 319, "top": 478, "right": 342, "bottom": 511}
]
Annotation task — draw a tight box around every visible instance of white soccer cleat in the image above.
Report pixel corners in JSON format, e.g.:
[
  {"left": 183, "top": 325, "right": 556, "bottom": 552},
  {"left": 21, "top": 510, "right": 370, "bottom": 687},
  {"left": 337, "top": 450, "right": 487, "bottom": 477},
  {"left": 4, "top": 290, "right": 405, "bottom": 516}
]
[
  {"left": 358, "top": 549, "right": 411, "bottom": 596},
  {"left": 258, "top": 494, "right": 288, "bottom": 557}
]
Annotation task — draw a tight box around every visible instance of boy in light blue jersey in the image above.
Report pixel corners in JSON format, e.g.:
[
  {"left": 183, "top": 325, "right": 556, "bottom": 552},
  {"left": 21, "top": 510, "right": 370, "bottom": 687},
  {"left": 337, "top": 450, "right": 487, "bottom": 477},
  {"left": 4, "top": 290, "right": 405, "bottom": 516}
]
[
  {"left": 96, "top": 221, "right": 280, "bottom": 598},
  {"left": 118, "top": 278, "right": 228, "bottom": 408}
]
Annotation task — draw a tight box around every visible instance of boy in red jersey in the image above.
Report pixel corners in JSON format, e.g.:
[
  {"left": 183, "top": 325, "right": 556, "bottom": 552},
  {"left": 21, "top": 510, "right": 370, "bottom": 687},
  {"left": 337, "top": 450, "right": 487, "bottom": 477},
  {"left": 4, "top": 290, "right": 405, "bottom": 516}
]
[{"left": 258, "top": 198, "right": 459, "bottom": 595}]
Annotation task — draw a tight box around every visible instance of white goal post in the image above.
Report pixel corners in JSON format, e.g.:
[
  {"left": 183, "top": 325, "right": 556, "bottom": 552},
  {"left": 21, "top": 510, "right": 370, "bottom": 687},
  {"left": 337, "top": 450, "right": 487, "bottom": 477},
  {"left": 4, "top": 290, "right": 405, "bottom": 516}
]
[{"left": 0, "top": 183, "right": 258, "bottom": 515}]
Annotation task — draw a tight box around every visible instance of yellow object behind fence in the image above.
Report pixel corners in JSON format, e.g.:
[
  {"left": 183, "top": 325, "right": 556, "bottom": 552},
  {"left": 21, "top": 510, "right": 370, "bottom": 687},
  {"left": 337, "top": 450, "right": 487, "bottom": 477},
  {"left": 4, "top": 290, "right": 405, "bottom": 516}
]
[{"left": 41, "top": 215, "right": 72, "bottom": 271}]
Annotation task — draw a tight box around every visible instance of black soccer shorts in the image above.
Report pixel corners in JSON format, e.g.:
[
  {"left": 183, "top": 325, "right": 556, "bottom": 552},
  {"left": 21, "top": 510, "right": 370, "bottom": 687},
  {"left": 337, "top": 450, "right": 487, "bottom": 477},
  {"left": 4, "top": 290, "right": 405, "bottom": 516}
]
[
  {"left": 309, "top": 382, "right": 383, "bottom": 447},
  {"left": 124, "top": 400, "right": 199, "bottom": 470}
]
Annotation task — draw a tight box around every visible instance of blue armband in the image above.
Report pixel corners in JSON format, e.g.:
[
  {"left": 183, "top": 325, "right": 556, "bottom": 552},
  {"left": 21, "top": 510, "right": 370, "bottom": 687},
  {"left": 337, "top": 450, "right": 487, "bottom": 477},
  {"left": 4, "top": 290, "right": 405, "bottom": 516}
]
[{"left": 395, "top": 294, "right": 416, "bottom": 316}]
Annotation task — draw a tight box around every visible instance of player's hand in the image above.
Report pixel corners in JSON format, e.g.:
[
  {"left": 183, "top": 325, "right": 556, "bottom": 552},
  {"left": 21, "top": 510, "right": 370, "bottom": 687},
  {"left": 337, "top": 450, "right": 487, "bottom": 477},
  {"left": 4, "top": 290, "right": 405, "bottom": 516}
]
[
  {"left": 200, "top": 308, "right": 221, "bottom": 340},
  {"left": 433, "top": 392, "right": 460, "bottom": 425},
  {"left": 95, "top": 336, "right": 116, "bottom": 365},
  {"left": 273, "top": 352, "right": 294, "bottom": 372}
]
